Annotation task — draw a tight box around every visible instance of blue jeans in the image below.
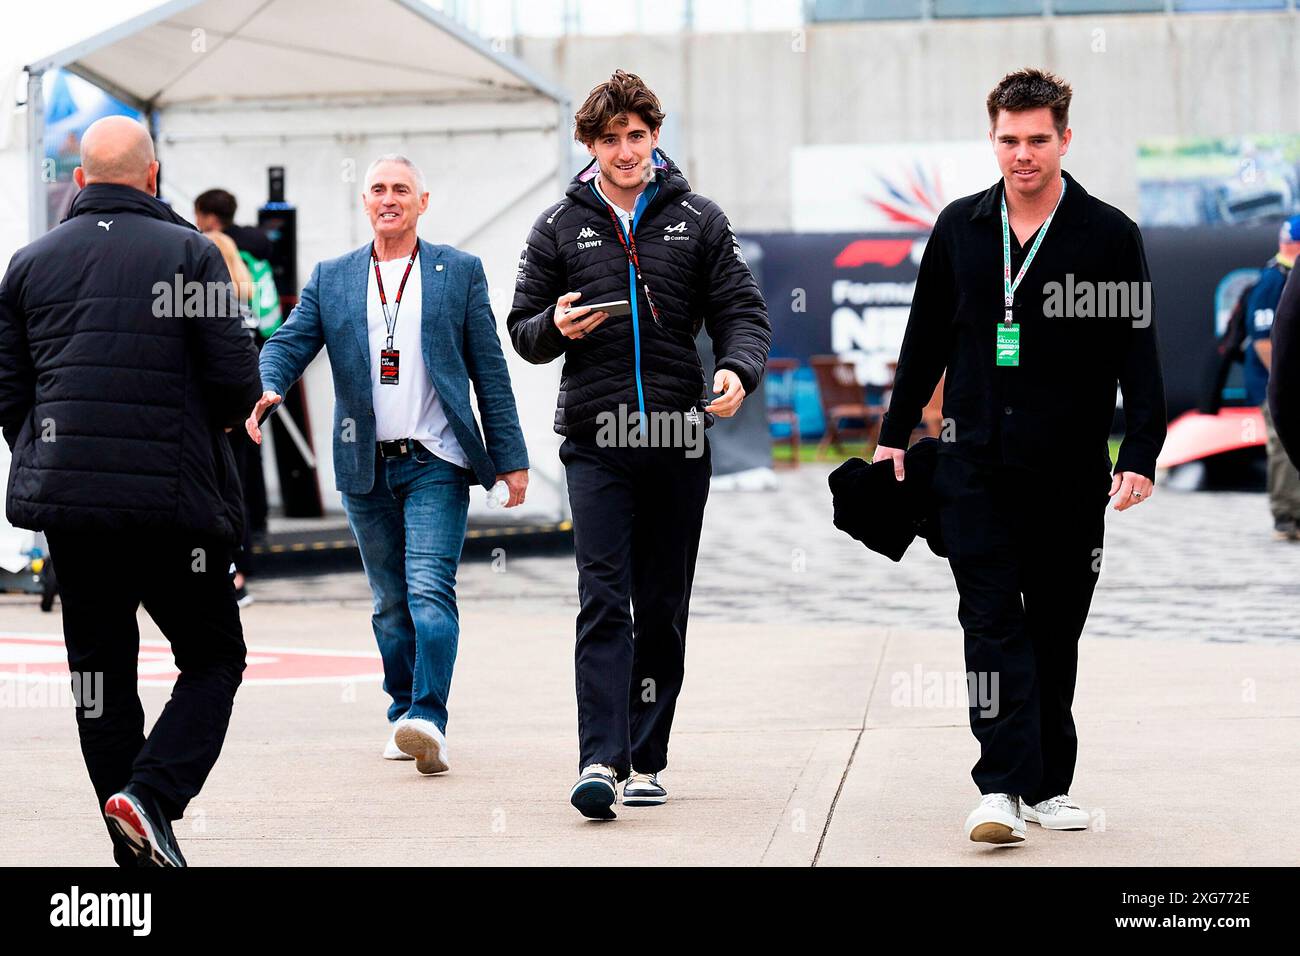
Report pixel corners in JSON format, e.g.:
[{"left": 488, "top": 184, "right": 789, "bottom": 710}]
[{"left": 343, "top": 446, "right": 471, "bottom": 732}]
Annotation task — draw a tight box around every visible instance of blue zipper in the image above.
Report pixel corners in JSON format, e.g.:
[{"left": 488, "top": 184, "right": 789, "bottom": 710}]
[{"left": 591, "top": 181, "right": 656, "bottom": 437}]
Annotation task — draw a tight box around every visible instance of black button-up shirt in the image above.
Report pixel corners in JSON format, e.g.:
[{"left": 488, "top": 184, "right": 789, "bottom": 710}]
[{"left": 879, "top": 171, "right": 1167, "bottom": 481}]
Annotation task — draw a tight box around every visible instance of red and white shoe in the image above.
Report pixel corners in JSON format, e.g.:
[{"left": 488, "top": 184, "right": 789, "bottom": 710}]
[{"left": 104, "top": 786, "right": 186, "bottom": 867}]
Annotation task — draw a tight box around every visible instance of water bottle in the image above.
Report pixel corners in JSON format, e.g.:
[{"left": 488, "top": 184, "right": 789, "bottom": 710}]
[{"left": 486, "top": 479, "right": 510, "bottom": 509}]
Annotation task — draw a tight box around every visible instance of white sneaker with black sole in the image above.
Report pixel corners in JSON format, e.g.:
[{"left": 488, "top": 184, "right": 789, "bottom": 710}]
[
  {"left": 392, "top": 717, "right": 449, "bottom": 774},
  {"left": 570, "top": 764, "right": 618, "bottom": 820},
  {"left": 1020, "top": 794, "right": 1090, "bottom": 830},
  {"left": 965, "top": 792, "right": 1027, "bottom": 846},
  {"left": 622, "top": 771, "right": 667, "bottom": 807}
]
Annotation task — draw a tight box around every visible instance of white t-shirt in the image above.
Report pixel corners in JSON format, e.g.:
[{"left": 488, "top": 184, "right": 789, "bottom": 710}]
[{"left": 366, "top": 250, "right": 469, "bottom": 469}]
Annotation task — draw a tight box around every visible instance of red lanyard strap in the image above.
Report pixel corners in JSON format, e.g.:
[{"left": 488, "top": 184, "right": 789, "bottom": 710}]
[
  {"left": 371, "top": 244, "right": 418, "bottom": 348},
  {"left": 603, "top": 203, "right": 662, "bottom": 325}
]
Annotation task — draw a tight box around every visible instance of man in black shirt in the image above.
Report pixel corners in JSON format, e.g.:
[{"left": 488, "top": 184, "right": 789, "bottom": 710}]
[{"left": 874, "top": 69, "right": 1167, "bottom": 846}]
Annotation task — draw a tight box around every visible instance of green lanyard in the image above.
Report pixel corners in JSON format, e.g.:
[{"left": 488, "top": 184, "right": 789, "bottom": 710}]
[{"left": 1000, "top": 176, "right": 1066, "bottom": 325}]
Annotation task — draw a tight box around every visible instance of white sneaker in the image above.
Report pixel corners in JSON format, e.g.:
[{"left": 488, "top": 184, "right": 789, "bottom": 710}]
[
  {"left": 1021, "top": 794, "right": 1089, "bottom": 830},
  {"left": 382, "top": 726, "right": 413, "bottom": 761},
  {"left": 965, "top": 792, "right": 1027, "bottom": 845},
  {"left": 622, "top": 771, "right": 668, "bottom": 807},
  {"left": 392, "top": 717, "right": 450, "bottom": 775}
]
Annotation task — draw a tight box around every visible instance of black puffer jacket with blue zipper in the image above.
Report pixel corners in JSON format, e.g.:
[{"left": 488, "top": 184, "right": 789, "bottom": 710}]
[{"left": 507, "top": 150, "right": 771, "bottom": 438}]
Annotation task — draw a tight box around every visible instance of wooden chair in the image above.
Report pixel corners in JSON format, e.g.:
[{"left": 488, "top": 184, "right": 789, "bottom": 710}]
[
  {"left": 765, "top": 358, "right": 801, "bottom": 468},
  {"left": 810, "top": 355, "right": 884, "bottom": 458}
]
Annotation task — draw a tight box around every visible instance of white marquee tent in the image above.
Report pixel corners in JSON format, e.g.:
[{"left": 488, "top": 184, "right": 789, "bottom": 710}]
[{"left": 1, "top": 0, "right": 576, "bottom": 537}]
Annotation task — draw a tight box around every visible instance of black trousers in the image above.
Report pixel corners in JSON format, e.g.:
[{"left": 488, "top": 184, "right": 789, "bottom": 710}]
[
  {"left": 560, "top": 435, "right": 711, "bottom": 780},
  {"left": 226, "top": 429, "right": 265, "bottom": 577},
  {"left": 44, "top": 530, "right": 247, "bottom": 864},
  {"left": 934, "top": 454, "right": 1109, "bottom": 805}
]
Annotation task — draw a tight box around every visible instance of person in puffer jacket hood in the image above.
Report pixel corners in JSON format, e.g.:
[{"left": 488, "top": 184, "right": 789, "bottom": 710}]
[{"left": 508, "top": 70, "right": 771, "bottom": 820}]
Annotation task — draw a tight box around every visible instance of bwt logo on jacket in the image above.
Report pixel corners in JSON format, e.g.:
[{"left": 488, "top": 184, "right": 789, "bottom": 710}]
[
  {"left": 50, "top": 886, "right": 151, "bottom": 936},
  {"left": 576, "top": 226, "right": 602, "bottom": 249}
]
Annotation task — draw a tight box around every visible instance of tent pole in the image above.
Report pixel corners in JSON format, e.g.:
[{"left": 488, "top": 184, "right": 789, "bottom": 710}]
[
  {"left": 26, "top": 69, "right": 47, "bottom": 241},
  {"left": 555, "top": 97, "right": 571, "bottom": 197}
]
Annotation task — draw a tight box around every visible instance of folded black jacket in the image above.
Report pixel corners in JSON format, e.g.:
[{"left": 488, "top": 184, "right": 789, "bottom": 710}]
[{"left": 829, "top": 437, "right": 946, "bottom": 562}]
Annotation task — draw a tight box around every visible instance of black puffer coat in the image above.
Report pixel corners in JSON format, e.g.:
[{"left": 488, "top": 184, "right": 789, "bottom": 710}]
[
  {"left": 508, "top": 151, "right": 771, "bottom": 437},
  {"left": 0, "top": 184, "right": 262, "bottom": 542}
]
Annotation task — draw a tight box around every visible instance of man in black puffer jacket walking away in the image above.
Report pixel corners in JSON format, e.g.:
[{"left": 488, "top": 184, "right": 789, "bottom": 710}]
[
  {"left": 0, "top": 116, "right": 262, "bottom": 866},
  {"left": 509, "top": 70, "right": 771, "bottom": 820}
]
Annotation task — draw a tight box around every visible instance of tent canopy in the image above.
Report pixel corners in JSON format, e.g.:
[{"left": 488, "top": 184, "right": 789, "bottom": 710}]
[
  {"left": 26, "top": 0, "right": 565, "bottom": 110},
  {"left": 13, "top": 0, "right": 575, "bottom": 522},
  {"left": 21, "top": 0, "right": 570, "bottom": 239}
]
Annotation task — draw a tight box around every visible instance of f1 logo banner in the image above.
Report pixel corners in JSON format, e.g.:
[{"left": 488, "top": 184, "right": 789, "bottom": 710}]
[
  {"left": 738, "top": 223, "right": 1282, "bottom": 420},
  {"left": 737, "top": 231, "right": 928, "bottom": 388}
]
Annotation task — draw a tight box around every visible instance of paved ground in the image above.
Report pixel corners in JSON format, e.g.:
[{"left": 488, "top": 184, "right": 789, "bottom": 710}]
[{"left": 2, "top": 465, "right": 1297, "bottom": 865}]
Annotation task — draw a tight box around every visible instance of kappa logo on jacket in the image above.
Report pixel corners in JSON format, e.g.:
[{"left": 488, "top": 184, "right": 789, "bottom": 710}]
[
  {"left": 663, "top": 221, "right": 690, "bottom": 242},
  {"left": 576, "top": 226, "right": 602, "bottom": 250}
]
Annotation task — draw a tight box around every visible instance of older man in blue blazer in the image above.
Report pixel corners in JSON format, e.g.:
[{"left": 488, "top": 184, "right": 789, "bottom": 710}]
[{"left": 246, "top": 154, "right": 529, "bottom": 775}]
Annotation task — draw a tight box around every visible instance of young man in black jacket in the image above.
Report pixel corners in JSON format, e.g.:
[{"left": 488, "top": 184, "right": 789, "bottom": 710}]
[
  {"left": 509, "top": 70, "right": 771, "bottom": 819},
  {"left": 873, "top": 70, "right": 1167, "bottom": 845},
  {"left": 0, "top": 116, "right": 262, "bottom": 865}
]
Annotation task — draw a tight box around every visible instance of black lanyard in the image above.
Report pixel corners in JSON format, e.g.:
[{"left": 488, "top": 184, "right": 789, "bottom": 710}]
[
  {"left": 600, "top": 195, "right": 662, "bottom": 325},
  {"left": 371, "top": 244, "right": 418, "bottom": 349}
]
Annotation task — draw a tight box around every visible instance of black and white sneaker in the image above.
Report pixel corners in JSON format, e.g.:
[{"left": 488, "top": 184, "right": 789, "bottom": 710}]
[
  {"left": 622, "top": 771, "right": 667, "bottom": 807},
  {"left": 569, "top": 764, "right": 618, "bottom": 820},
  {"left": 104, "top": 785, "right": 187, "bottom": 867}
]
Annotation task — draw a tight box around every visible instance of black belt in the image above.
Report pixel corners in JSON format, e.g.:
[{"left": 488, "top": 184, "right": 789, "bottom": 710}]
[{"left": 377, "top": 438, "right": 425, "bottom": 460}]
